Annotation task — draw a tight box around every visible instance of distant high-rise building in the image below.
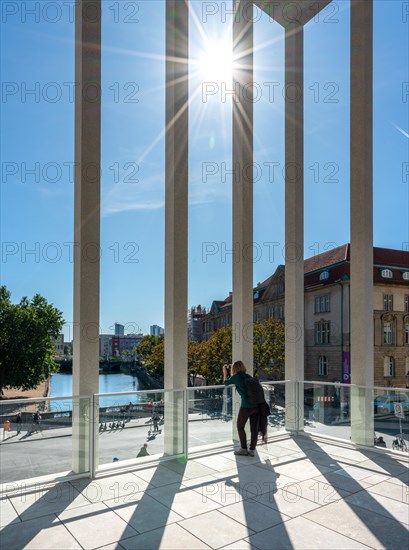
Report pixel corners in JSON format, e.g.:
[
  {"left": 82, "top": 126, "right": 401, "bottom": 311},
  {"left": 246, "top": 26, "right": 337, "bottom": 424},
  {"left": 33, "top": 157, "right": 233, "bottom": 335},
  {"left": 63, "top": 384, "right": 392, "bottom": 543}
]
[
  {"left": 150, "top": 325, "right": 164, "bottom": 336},
  {"left": 114, "top": 323, "right": 124, "bottom": 337}
]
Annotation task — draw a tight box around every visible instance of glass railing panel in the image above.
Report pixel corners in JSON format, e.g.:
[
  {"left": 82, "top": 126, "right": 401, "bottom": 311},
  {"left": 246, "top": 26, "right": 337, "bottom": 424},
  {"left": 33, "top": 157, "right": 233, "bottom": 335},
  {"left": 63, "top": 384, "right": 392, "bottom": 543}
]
[
  {"left": 188, "top": 382, "right": 289, "bottom": 451},
  {"left": 0, "top": 395, "right": 91, "bottom": 485},
  {"left": 303, "top": 381, "right": 351, "bottom": 442},
  {"left": 95, "top": 389, "right": 185, "bottom": 470},
  {"left": 373, "top": 387, "right": 409, "bottom": 452},
  {"left": 261, "top": 381, "right": 289, "bottom": 436},
  {"left": 188, "top": 386, "right": 233, "bottom": 450}
]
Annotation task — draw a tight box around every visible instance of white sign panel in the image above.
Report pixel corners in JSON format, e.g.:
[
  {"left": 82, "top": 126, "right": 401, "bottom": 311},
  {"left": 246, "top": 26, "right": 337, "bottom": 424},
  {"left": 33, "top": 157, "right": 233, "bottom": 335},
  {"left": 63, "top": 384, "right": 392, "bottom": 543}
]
[{"left": 394, "top": 402, "right": 405, "bottom": 419}]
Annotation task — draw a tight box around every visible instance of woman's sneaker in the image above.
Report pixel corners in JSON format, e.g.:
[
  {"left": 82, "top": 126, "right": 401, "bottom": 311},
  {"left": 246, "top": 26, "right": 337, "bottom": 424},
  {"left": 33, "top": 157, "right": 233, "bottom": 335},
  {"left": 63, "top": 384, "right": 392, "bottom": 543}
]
[
  {"left": 234, "top": 448, "right": 249, "bottom": 456},
  {"left": 248, "top": 449, "right": 255, "bottom": 457}
]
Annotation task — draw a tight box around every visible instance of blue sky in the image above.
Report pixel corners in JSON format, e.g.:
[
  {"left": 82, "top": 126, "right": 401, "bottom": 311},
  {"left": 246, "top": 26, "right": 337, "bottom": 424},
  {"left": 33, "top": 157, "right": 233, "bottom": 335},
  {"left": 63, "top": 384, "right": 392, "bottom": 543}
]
[{"left": 1, "top": 0, "right": 408, "bottom": 339}]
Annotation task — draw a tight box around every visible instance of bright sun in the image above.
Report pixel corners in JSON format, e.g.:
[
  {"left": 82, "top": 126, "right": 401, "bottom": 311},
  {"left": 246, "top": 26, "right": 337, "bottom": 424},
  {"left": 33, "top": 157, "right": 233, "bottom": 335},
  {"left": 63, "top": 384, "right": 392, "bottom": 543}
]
[{"left": 199, "top": 39, "right": 234, "bottom": 84}]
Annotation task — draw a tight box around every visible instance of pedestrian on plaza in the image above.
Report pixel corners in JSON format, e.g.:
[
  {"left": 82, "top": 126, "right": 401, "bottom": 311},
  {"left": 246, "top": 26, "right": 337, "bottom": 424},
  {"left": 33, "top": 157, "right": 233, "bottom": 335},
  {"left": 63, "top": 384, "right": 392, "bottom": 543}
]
[
  {"left": 15, "top": 412, "right": 22, "bottom": 435},
  {"left": 31, "top": 411, "right": 41, "bottom": 433},
  {"left": 152, "top": 411, "right": 159, "bottom": 433},
  {"left": 136, "top": 443, "right": 149, "bottom": 458},
  {"left": 223, "top": 361, "right": 259, "bottom": 456},
  {"left": 313, "top": 399, "right": 320, "bottom": 421}
]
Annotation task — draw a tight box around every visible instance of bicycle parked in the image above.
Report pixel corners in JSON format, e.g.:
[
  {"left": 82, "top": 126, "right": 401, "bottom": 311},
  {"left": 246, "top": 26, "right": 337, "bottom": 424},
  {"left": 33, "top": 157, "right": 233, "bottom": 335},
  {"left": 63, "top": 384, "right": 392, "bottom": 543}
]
[{"left": 392, "top": 433, "right": 408, "bottom": 452}]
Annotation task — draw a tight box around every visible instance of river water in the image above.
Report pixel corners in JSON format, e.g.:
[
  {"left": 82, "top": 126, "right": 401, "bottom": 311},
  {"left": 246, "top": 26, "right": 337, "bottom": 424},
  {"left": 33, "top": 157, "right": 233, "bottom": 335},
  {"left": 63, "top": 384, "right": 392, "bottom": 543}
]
[{"left": 49, "top": 372, "right": 144, "bottom": 410}]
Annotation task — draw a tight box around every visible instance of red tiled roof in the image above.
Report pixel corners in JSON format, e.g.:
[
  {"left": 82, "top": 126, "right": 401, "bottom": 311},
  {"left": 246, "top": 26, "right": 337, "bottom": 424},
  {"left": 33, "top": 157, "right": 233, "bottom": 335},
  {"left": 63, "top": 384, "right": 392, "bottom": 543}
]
[
  {"left": 304, "top": 244, "right": 349, "bottom": 274},
  {"left": 304, "top": 244, "right": 409, "bottom": 287},
  {"left": 209, "top": 245, "right": 408, "bottom": 310},
  {"left": 373, "top": 247, "right": 409, "bottom": 269}
]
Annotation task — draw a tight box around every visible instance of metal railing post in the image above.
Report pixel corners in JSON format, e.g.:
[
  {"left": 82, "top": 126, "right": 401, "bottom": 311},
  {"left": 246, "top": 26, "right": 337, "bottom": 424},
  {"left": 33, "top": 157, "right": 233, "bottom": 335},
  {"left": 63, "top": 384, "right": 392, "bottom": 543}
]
[{"left": 184, "top": 388, "right": 189, "bottom": 459}]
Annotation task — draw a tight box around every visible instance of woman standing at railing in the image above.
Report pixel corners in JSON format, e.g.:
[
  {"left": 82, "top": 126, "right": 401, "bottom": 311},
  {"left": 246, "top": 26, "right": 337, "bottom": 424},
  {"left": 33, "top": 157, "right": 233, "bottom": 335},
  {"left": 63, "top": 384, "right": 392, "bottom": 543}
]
[{"left": 223, "top": 361, "right": 259, "bottom": 457}]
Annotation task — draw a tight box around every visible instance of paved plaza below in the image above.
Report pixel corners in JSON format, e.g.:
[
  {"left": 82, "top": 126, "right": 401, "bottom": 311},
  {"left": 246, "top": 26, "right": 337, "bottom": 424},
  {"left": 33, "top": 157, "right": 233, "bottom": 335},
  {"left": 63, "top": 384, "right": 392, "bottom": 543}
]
[{"left": 1, "top": 434, "right": 408, "bottom": 549}]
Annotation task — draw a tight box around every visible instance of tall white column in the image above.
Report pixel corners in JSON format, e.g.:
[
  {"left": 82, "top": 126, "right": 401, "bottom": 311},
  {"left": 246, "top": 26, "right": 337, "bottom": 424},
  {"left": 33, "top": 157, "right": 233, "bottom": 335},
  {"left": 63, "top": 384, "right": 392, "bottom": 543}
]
[
  {"left": 350, "top": 0, "right": 374, "bottom": 446},
  {"left": 284, "top": 22, "right": 304, "bottom": 432},
  {"left": 72, "top": 0, "right": 101, "bottom": 473},
  {"left": 232, "top": 0, "right": 254, "bottom": 371},
  {"left": 164, "top": 0, "right": 189, "bottom": 455}
]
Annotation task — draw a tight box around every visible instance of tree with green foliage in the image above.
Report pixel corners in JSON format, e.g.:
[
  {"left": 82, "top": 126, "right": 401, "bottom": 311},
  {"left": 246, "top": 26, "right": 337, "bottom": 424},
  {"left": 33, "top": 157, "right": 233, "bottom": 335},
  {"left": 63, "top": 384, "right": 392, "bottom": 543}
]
[
  {"left": 134, "top": 335, "right": 162, "bottom": 365},
  {"left": 188, "top": 340, "right": 207, "bottom": 385},
  {"left": 254, "top": 319, "right": 285, "bottom": 378},
  {"left": 203, "top": 327, "right": 232, "bottom": 385},
  {"left": 0, "top": 286, "right": 64, "bottom": 395},
  {"left": 148, "top": 337, "right": 165, "bottom": 376}
]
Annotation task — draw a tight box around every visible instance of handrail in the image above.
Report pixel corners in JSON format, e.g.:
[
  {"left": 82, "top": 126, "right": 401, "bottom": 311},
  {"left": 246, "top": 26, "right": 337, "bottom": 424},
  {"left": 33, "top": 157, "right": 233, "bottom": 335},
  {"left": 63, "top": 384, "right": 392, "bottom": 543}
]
[
  {"left": 302, "top": 380, "right": 409, "bottom": 392},
  {"left": 1, "top": 380, "right": 407, "bottom": 408},
  {"left": 0, "top": 394, "right": 92, "bottom": 406}
]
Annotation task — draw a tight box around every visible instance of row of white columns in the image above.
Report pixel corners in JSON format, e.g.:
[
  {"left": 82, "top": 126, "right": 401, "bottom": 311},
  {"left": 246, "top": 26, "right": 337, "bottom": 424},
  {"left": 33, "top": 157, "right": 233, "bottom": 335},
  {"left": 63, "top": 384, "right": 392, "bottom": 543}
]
[{"left": 72, "top": 0, "right": 374, "bottom": 472}]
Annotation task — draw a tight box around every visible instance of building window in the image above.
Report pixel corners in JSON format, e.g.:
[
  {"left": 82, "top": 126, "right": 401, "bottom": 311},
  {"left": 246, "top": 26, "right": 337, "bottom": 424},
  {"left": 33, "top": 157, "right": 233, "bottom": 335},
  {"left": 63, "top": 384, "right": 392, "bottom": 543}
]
[
  {"left": 319, "top": 271, "right": 329, "bottom": 281},
  {"left": 315, "top": 321, "right": 331, "bottom": 344},
  {"left": 405, "top": 323, "right": 409, "bottom": 345},
  {"left": 383, "top": 321, "right": 393, "bottom": 345},
  {"left": 383, "top": 294, "right": 393, "bottom": 311},
  {"left": 405, "top": 295, "right": 409, "bottom": 313},
  {"left": 318, "top": 356, "right": 328, "bottom": 377},
  {"left": 314, "top": 294, "right": 331, "bottom": 313},
  {"left": 279, "top": 305, "right": 284, "bottom": 319},
  {"left": 381, "top": 269, "right": 393, "bottom": 278},
  {"left": 383, "top": 356, "right": 395, "bottom": 377},
  {"left": 402, "top": 272, "right": 409, "bottom": 281}
]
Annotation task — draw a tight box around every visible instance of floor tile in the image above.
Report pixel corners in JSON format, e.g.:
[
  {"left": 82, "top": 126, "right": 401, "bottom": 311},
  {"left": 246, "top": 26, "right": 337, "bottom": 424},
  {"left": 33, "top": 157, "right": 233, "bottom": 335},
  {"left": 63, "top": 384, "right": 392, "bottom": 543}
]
[
  {"left": 218, "top": 499, "right": 290, "bottom": 532},
  {"left": 305, "top": 500, "right": 409, "bottom": 549},
  {"left": 219, "top": 541, "right": 258, "bottom": 550},
  {"left": 273, "top": 458, "right": 335, "bottom": 481},
  {"left": 71, "top": 472, "right": 149, "bottom": 504},
  {"left": 367, "top": 479, "right": 409, "bottom": 503},
  {"left": 0, "top": 513, "right": 82, "bottom": 550},
  {"left": 386, "top": 470, "right": 409, "bottom": 485},
  {"left": 357, "top": 458, "right": 408, "bottom": 477},
  {"left": 359, "top": 472, "right": 392, "bottom": 486},
  {"left": 179, "top": 509, "right": 254, "bottom": 549},
  {"left": 94, "top": 545, "right": 124, "bottom": 550},
  {"left": 247, "top": 515, "right": 371, "bottom": 549},
  {"left": 120, "top": 522, "right": 211, "bottom": 549},
  {"left": 282, "top": 478, "right": 352, "bottom": 505},
  {"left": 8, "top": 482, "right": 92, "bottom": 521},
  {"left": 301, "top": 449, "right": 353, "bottom": 469},
  {"left": 318, "top": 445, "right": 370, "bottom": 463},
  {"left": 273, "top": 438, "right": 312, "bottom": 452},
  {"left": 105, "top": 492, "right": 184, "bottom": 532},
  {"left": 196, "top": 475, "right": 259, "bottom": 506},
  {"left": 332, "top": 465, "right": 374, "bottom": 481},
  {"left": 311, "top": 473, "right": 371, "bottom": 495},
  {"left": 147, "top": 482, "right": 221, "bottom": 518},
  {"left": 58, "top": 501, "right": 137, "bottom": 549},
  {"left": 181, "top": 473, "right": 224, "bottom": 490},
  {"left": 255, "top": 444, "right": 300, "bottom": 459},
  {"left": 218, "top": 466, "right": 297, "bottom": 500},
  {"left": 162, "top": 458, "right": 219, "bottom": 479},
  {"left": 131, "top": 465, "right": 184, "bottom": 488},
  {"left": 194, "top": 454, "right": 237, "bottom": 472},
  {"left": 0, "top": 497, "right": 20, "bottom": 528},
  {"left": 254, "top": 452, "right": 306, "bottom": 469},
  {"left": 254, "top": 487, "right": 322, "bottom": 518},
  {"left": 344, "top": 490, "right": 409, "bottom": 525}
]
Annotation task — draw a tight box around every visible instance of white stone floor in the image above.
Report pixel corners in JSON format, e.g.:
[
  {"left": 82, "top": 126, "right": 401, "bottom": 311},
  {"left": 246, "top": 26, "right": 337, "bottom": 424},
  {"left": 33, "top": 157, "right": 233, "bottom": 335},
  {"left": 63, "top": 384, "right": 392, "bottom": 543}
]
[{"left": 1, "top": 435, "right": 408, "bottom": 550}]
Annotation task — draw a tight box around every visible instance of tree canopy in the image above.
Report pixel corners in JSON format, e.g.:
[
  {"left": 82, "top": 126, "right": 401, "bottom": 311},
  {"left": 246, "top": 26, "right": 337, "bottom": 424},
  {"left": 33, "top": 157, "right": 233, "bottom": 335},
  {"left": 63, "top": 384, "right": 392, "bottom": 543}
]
[
  {"left": 133, "top": 320, "right": 285, "bottom": 386},
  {"left": 0, "top": 286, "right": 64, "bottom": 394}
]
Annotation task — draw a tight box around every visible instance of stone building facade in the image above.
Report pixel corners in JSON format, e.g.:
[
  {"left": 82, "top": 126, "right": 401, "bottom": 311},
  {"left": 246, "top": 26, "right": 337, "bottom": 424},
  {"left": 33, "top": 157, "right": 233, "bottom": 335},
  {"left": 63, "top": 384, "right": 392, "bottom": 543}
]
[{"left": 201, "top": 244, "right": 409, "bottom": 388}]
